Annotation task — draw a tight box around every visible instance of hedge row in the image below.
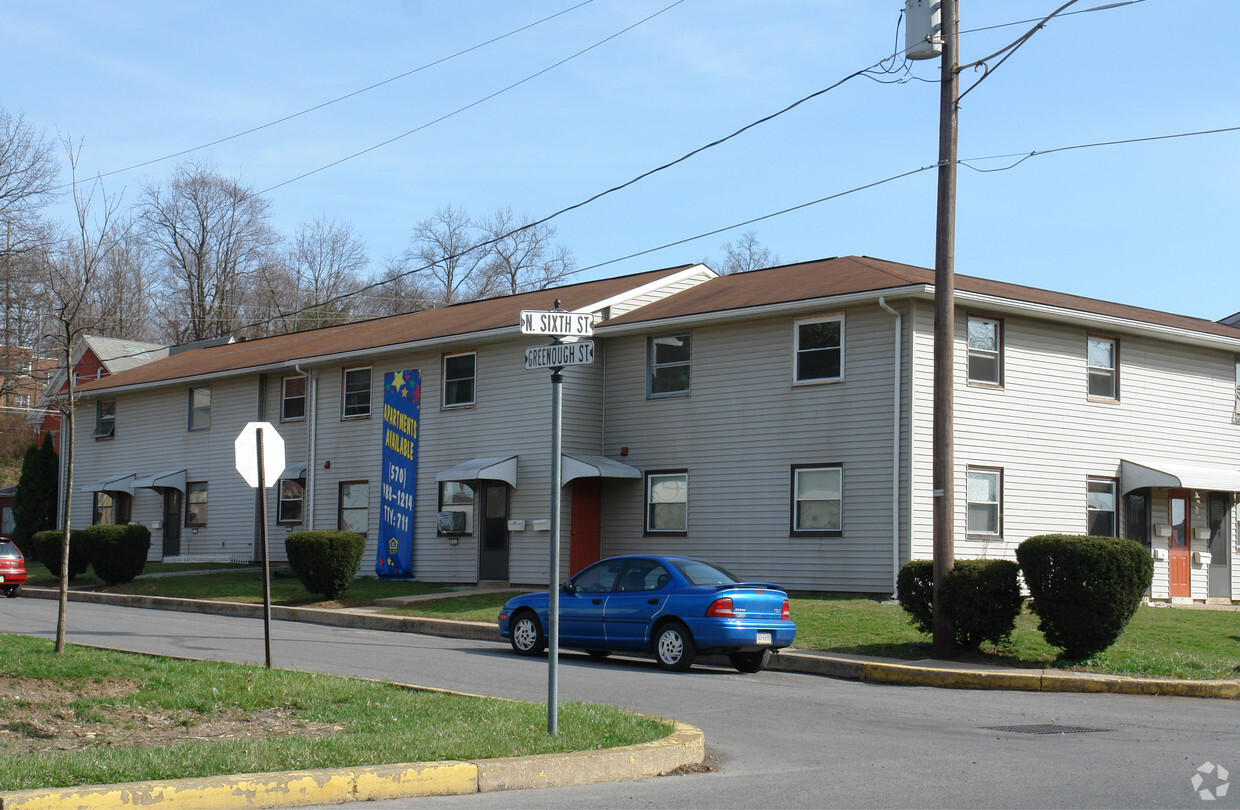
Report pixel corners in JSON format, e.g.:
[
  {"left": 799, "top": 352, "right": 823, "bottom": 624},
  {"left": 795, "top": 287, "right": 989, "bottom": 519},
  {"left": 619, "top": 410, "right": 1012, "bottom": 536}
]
[{"left": 27, "top": 524, "right": 152, "bottom": 585}]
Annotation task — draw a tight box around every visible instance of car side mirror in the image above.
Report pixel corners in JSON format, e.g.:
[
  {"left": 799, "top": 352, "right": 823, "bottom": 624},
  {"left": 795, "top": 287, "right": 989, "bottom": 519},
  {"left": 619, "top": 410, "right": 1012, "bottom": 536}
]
[{"left": 561, "top": 582, "right": 576, "bottom": 594}]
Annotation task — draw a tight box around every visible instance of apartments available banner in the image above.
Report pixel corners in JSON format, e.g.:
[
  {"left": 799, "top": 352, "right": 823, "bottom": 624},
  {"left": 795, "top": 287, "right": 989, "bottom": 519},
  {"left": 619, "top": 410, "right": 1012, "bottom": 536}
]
[{"left": 377, "top": 369, "right": 420, "bottom": 577}]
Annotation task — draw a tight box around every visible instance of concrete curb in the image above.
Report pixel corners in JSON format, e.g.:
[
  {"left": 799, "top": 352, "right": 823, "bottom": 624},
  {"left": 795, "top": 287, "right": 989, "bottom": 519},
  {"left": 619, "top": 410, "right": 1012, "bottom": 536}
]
[{"left": 0, "top": 722, "right": 704, "bottom": 809}]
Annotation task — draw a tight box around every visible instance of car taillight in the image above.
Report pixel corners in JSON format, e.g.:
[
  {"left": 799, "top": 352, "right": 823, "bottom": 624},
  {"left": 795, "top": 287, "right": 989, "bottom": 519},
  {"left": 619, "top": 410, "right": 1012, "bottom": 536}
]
[
  {"left": 705, "top": 597, "right": 734, "bottom": 618},
  {"left": 781, "top": 600, "right": 790, "bottom": 620}
]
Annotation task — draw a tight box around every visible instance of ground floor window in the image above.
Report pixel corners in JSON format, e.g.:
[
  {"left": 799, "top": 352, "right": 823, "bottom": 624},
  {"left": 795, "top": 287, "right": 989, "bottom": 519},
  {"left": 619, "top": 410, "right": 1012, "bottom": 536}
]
[
  {"left": 791, "top": 464, "right": 842, "bottom": 534},
  {"left": 1124, "top": 489, "right": 1150, "bottom": 547},
  {"left": 93, "top": 491, "right": 131, "bottom": 525},
  {"left": 278, "top": 479, "right": 305, "bottom": 523},
  {"left": 966, "top": 467, "right": 1002, "bottom": 536},
  {"left": 338, "top": 481, "right": 369, "bottom": 534},
  {"left": 646, "top": 470, "right": 688, "bottom": 533},
  {"left": 1087, "top": 477, "right": 1117, "bottom": 536},
  {"left": 186, "top": 482, "right": 208, "bottom": 526},
  {"left": 437, "top": 481, "right": 474, "bottom": 535}
]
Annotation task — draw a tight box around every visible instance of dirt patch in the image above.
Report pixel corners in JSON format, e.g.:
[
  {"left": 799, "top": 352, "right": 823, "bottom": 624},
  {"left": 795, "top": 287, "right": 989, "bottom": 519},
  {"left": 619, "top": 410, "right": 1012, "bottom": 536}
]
[{"left": 0, "top": 675, "right": 344, "bottom": 757}]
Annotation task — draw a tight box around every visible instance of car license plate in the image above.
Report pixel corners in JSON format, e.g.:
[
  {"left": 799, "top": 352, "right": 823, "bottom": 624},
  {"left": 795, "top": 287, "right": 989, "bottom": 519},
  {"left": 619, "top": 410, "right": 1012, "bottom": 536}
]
[{"left": 756, "top": 631, "right": 772, "bottom": 645}]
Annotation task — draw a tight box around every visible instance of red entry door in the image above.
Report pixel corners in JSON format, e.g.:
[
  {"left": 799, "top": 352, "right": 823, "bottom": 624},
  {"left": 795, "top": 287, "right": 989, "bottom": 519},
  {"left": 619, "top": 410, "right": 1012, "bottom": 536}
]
[
  {"left": 569, "top": 478, "right": 602, "bottom": 576},
  {"left": 1168, "top": 490, "right": 1191, "bottom": 598}
]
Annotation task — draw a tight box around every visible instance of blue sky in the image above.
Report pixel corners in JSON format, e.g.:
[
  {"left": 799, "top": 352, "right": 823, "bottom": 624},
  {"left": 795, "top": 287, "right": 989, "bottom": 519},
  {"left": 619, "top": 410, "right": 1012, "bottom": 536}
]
[{"left": 2, "top": 1, "right": 1236, "bottom": 320}]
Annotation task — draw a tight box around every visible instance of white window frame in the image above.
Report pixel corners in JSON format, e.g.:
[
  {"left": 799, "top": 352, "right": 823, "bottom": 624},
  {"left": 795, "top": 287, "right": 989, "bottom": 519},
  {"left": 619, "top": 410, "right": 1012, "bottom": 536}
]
[
  {"left": 966, "top": 467, "right": 1002, "bottom": 537},
  {"left": 645, "top": 471, "right": 688, "bottom": 534},
  {"left": 437, "top": 481, "right": 475, "bottom": 535},
  {"left": 186, "top": 481, "right": 208, "bottom": 527},
  {"left": 342, "top": 366, "right": 372, "bottom": 419},
  {"left": 647, "top": 333, "right": 691, "bottom": 398},
  {"left": 338, "top": 481, "right": 370, "bottom": 535},
  {"left": 1087, "top": 335, "right": 1119, "bottom": 400},
  {"left": 278, "top": 478, "right": 305, "bottom": 524},
  {"left": 442, "top": 352, "right": 476, "bottom": 409},
  {"left": 94, "top": 399, "right": 116, "bottom": 439},
  {"left": 281, "top": 375, "right": 307, "bottom": 422},
  {"left": 188, "top": 386, "right": 211, "bottom": 431},
  {"left": 793, "top": 315, "right": 844, "bottom": 384},
  {"left": 1087, "top": 477, "right": 1117, "bottom": 537},
  {"left": 967, "top": 315, "right": 1003, "bottom": 386},
  {"left": 791, "top": 464, "right": 843, "bottom": 535}
]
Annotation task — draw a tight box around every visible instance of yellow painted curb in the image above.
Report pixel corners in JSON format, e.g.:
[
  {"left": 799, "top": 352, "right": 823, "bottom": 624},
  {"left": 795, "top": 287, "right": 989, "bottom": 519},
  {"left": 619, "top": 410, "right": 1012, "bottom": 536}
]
[
  {"left": 862, "top": 662, "right": 1044, "bottom": 692},
  {"left": 0, "top": 723, "right": 704, "bottom": 809}
]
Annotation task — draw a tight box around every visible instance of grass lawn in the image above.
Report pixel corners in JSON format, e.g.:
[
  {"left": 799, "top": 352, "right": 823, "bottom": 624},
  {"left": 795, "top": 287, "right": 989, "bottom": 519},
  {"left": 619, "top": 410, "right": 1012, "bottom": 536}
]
[
  {"left": 391, "top": 591, "right": 1240, "bottom": 681},
  {"left": 0, "top": 634, "right": 670, "bottom": 791}
]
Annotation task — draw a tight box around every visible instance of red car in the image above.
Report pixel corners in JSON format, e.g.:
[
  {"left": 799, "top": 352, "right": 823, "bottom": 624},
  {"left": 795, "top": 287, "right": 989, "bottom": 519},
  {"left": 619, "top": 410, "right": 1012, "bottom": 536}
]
[{"left": 0, "top": 538, "right": 27, "bottom": 598}]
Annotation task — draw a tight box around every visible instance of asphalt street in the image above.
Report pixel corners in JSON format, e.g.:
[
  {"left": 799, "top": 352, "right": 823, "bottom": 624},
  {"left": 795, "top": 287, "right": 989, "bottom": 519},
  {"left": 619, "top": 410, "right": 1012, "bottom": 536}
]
[{"left": 5, "top": 598, "right": 1239, "bottom": 808}]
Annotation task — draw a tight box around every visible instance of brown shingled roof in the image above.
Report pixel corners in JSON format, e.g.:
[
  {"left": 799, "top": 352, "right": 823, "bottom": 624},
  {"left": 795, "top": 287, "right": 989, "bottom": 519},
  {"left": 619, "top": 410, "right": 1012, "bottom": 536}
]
[
  {"left": 599, "top": 256, "right": 1240, "bottom": 341},
  {"left": 79, "top": 263, "right": 695, "bottom": 393}
]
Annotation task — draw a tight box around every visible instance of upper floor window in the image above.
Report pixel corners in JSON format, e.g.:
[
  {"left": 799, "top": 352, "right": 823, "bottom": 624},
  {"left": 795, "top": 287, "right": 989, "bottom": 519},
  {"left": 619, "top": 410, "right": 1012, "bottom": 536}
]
[
  {"left": 343, "top": 366, "right": 372, "bottom": 418},
  {"left": 282, "top": 376, "right": 307, "bottom": 421},
  {"left": 791, "top": 464, "right": 843, "bottom": 535},
  {"left": 94, "top": 399, "right": 116, "bottom": 439},
  {"left": 443, "top": 352, "right": 476, "bottom": 408},
  {"left": 646, "top": 471, "right": 688, "bottom": 534},
  {"left": 188, "top": 386, "right": 211, "bottom": 431},
  {"left": 967, "top": 315, "right": 1003, "bottom": 385},
  {"left": 794, "top": 315, "right": 843, "bottom": 383},
  {"left": 648, "top": 333, "right": 691, "bottom": 398},
  {"left": 339, "top": 481, "right": 370, "bottom": 534},
  {"left": 1087, "top": 477, "right": 1117, "bottom": 537},
  {"left": 1087, "top": 335, "right": 1118, "bottom": 400},
  {"left": 966, "top": 467, "right": 1002, "bottom": 537},
  {"left": 186, "top": 482, "right": 208, "bottom": 526},
  {"left": 278, "top": 478, "right": 304, "bottom": 524}
]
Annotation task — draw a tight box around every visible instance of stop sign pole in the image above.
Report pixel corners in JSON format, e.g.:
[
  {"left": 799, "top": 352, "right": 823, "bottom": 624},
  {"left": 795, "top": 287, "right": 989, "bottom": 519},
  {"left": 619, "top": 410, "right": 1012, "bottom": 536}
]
[{"left": 235, "top": 422, "right": 285, "bottom": 669}]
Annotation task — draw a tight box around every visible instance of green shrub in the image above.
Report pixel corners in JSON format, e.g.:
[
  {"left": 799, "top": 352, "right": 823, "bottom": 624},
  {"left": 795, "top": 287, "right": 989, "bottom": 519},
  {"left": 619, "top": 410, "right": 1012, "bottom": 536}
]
[
  {"left": 1017, "top": 534, "right": 1154, "bottom": 659},
  {"left": 86, "top": 524, "right": 152, "bottom": 584},
  {"left": 284, "top": 531, "right": 366, "bottom": 599},
  {"left": 939, "top": 558, "right": 1022, "bottom": 650},
  {"left": 29, "top": 528, "right": 91, "bottom": 581},
  {"left": 896, "top": 559, "right": 935, "bottom": 636},
  {"left": 898, "top": 558, "right": 1022, "bottom": 650}
]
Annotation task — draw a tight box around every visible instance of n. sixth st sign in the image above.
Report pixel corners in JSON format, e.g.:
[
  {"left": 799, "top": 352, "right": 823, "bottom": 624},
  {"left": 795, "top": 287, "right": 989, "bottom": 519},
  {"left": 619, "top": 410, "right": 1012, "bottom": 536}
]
[{"left": 519, "top": 310, "right": 594, "bottom": 337}]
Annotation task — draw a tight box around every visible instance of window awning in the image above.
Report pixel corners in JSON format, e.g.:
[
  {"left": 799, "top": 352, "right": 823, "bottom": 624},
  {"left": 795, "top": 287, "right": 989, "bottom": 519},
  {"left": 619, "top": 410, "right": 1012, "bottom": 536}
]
[
  {"left": 280, "top": 462, "right": 308, "bottom": 480},
  {"left": 561, "top": 454, "right": 641, "bottom": 486},
  {"left": 132, "top": 469, "right": 187, "bottom": 493},
  {"left": 1120, "top": 459, "right": 1240, "bottom": 494},
  {"left": 78, "top": 473, "right": 135, "bottom": 495},
  {"left": 435, "top": 456, "right": 518, "bottom": 488}
]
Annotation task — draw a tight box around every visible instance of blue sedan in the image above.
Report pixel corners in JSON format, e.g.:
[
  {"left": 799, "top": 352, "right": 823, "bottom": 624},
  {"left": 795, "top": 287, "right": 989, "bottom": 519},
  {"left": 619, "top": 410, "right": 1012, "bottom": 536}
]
[{"left": 497, "top": 555, "right": 796, "bottom": 673}]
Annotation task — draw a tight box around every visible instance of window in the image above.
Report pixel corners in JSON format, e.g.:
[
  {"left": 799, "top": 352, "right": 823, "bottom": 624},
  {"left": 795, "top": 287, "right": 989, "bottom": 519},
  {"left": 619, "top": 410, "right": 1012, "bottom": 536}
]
[
  {"left": 648, "top": 333, "right": 691, "bottom": 397},
  {"left": 338, "top": 481, "right": 370, "bottom": 534},
  {"left": 792, "top": 464, "right": 843, "bottom": 534},
  {"left": 646, "top": 471, "right": 688, "bottom": 533},
  {"left": 92, "top": 492, "right": 131, "bottom": 525},
  {"left": 442, "top": 352, "right": 476, "bottom": 408},
  {"left": 438, "top": 481, "right": 475, "bottom": 535},
  {"left": 94, "top": 399, "right": 116, "bottom": 439},
  {"left": 1087, "top": 336, "right": 1118, "bottom": 399},
  {"left": 1087, "top": 477, "right": 1117, "bottom": 537},
  {"left": 966, "top": 467, "right": 1002, "bottom": 536},
  {"left": 186, "top": 482, "right": 208, "bottom": 526},
  {"left": 188, "top": 386, "right": 211, "bottom": 430},
  {"left": 281, "top": 376, "right": 306, "bottom": 421},
  {"left": 967, "top": 316, "right": 1003, "bottom": 385},
  {"left": 794, "top": 315, "right": 843, "bottom": 383},
  {"left": 343, "top": 366, "right": 372, "bottom": 418},
  {"left": 278, "top": 478, "right": 304, "bottom": 523}
]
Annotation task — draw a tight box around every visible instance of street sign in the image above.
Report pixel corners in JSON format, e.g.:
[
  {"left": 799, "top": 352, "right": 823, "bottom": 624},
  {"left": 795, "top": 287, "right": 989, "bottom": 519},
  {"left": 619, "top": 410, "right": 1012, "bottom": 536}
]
[
  {"left": 519, "top": 310, "right": 593, "bottom": 337},
  {"left": 525, "top": 340, "right": 594, "bottom": 370},
  {"left": 234, "top": 422, "right": 286, "bottom": 489}
]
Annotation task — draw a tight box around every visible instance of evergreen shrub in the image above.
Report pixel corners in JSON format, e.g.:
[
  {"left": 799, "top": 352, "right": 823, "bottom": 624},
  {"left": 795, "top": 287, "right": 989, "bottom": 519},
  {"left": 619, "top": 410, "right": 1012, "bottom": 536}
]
[
  {"left": 1016, "top": 534, "right": 1154, "bottom": 659},
  {"left": 896, "top": 559, "right": 935, "bottom": 636},
  {"left": 86, "top": 524, "right": 151, "bottom": 584},
  {"left": 285, "top": 530, "right": 366, "bottom": 599},
  {"left": 898, "top": 558, "right": 1022, "bottom": 650},
  {"left": 29, "top": 528, "right": 91, "bottom": 581}
]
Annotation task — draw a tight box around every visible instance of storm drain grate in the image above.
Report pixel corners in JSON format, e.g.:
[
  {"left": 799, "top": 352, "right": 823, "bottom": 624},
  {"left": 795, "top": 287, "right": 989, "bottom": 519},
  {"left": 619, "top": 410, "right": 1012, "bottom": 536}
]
[{"left": 982, "top": 724, "right": 1108, "bottom": 735}]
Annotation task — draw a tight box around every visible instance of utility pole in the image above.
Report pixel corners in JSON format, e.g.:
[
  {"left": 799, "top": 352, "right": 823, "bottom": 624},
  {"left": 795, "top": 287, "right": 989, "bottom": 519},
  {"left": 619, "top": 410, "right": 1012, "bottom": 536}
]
[{"left": 931, "top": 0, "right": 960, "bottom": 658}]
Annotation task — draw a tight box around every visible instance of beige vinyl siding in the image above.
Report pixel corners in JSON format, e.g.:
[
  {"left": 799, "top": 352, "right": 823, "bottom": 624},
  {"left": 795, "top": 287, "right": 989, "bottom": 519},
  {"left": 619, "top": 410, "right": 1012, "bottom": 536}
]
[{"left": 601, "top": 306, "right": 902, "bottom": 592}]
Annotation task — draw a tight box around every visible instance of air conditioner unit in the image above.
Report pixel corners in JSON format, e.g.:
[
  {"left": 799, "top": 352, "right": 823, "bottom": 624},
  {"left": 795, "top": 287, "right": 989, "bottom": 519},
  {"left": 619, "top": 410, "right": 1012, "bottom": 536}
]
[{"left": 437, "top": 511, "right": 466, "bottom": 534}]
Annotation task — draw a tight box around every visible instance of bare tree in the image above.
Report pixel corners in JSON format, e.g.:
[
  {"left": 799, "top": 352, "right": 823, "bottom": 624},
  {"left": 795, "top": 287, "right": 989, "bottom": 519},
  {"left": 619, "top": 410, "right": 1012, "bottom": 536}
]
[
  {"left": 289, "top": 217, "right": 368, "bottom": 329},
  {"left": 361, "top": 257, "right": 434, "bottom": 318},
  {"left": 0, "top": 107, "right": 59, "bottom": 225},
  {"left": 718, "top": 230, "right": 779, "bottom": 275},
  {"left": 85, "top": 218, "right": 159, "bottom": 341},
  {"left": 141, "top": 160, "right": 278, "bottom": 341},
  {"left": 403, "top": 205, "right": 490, "bottom": 307},
  {"left": 38, "top": 136, "right": 127, "bottom": 653},
  {"left": 478, "top": 207, "right": 576, "bottom": 297}
]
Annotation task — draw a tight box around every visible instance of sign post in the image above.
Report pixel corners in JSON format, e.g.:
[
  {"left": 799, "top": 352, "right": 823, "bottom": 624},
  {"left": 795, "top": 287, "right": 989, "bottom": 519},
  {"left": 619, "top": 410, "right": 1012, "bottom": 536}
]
[
  {"left": 521, "top": 301, "right": 594, "bottom": 735},
  {"left": 235, "top": 422, "right": 285, "bottom": 669}
]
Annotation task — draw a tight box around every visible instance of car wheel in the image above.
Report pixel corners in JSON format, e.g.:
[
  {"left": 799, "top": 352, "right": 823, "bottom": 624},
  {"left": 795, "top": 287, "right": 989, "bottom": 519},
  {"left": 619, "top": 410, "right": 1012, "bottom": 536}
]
[
  {"left": 585, "top": 649, "right": 611, "bottom": 660},
  {"left": 3, "top": 585, "right": 19, "bottom": 599},
  {"left": 729, "top": 649, "right": 772, "bottom": 673},
  {"left": 653, "top": 621, "right": 696, "bottom": 671},
  {"left": 509, "top": 611, "right": 546, "bottom": 656}
]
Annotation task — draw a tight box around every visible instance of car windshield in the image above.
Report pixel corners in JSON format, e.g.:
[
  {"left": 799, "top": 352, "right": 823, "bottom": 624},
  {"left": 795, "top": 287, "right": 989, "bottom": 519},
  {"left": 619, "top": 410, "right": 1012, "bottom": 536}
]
[
  {"left": 670, "top": 558, "right": 739, "bottom": 586},
  {"left": 0, "top": 541, "right": 19, "bottom": 557}
]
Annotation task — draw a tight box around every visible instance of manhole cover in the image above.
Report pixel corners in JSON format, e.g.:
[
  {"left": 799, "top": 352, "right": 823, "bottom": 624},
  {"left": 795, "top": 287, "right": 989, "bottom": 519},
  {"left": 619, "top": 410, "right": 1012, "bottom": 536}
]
[{"left": 982, "top": 724, "right": 1108, "bottom": 735}]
